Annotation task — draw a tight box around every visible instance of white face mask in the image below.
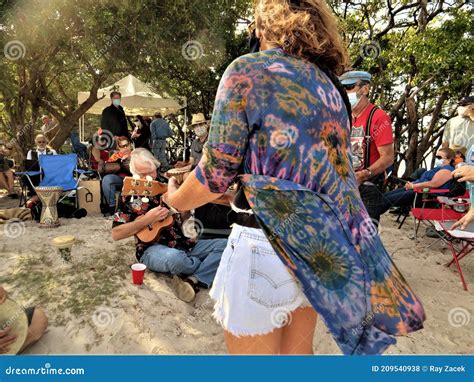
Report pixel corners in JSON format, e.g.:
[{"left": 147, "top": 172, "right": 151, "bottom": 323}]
[
  {"left": 195, "top": 125, "right": 208, "bottom": 138},
  {"left": 434, "top": 158, "right": 444, "bottom": 168},
  {"left": 457, "top": 106, "right": 466, "bottom": 116},
  {"left": 348, "top": 92, "right": 360, "bottom": 107}
]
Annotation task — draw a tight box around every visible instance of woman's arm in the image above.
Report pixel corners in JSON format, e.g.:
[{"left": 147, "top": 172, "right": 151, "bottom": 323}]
[
  {"left": 165, "top": 172, "right": 222, "bottom": 212},
  {"left": 165, "top": 58, "right": 253, "bottom": 212},
  {"left": 414, "top": 169, "right": 452, "bottom": 189}
]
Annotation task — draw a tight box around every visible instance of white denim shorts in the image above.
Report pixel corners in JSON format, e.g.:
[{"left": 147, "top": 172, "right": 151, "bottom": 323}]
[{"left": 209, "top": 224, "right": 310, "bottom": 336}]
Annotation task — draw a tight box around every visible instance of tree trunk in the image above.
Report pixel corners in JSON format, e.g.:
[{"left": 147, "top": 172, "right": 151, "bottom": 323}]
[{"left": 403, "top": 97, "right": 419, "bottom": 176}]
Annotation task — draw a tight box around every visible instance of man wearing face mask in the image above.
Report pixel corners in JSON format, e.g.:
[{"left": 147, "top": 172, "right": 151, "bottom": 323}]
[
  {"left": 100, "top": 91, "right": 130, "bottom": 142},
  {"left": 442, "top": 96, "right": 474, "bottom": 156},
  {"left": 339, "top": 70, "right": 394, "bottom": 226},
  {"left": 189, "top": 113, "right": 209, "bottom": 167}
]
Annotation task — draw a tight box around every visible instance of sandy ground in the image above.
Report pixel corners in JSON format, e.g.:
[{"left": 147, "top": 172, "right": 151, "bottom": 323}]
[{"left": 0, "top": 194, "right": 473, "bottom": 355}]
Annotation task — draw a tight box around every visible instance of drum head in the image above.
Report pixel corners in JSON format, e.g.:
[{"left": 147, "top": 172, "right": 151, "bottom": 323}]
[
  {"left": 0, "top": 299, "right": 28, "bottom": 355},
  {"left": 167, "top": 164, "right": 192, "bottom": 175}
]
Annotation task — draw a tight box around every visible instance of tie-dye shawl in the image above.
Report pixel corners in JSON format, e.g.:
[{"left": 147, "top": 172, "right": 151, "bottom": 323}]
[{"left": 195, "top": 48, "right": 425, "bottom": 355}]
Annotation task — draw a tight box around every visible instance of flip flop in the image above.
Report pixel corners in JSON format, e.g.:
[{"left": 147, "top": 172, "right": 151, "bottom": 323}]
[{"left": 170, "top": 275, "right": 196, "bottom": 303}]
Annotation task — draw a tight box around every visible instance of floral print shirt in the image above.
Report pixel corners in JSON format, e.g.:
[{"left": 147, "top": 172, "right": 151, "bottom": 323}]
[
  {"left": 195, "top": 48, "right": 425, "bottom": 355},
  {"left": 112, "top": 195, "right": 195, "bottom": 259}
]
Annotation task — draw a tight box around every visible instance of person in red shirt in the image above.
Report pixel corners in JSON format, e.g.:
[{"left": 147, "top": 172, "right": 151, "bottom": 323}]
[{"left": 339, "top": 71, "right": 394, "bottom": 226}]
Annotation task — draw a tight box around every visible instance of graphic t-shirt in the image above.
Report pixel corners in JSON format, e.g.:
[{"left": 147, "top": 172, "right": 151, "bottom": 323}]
[{"left": 351, "top": 104, "right": 393, "bottom": 171}]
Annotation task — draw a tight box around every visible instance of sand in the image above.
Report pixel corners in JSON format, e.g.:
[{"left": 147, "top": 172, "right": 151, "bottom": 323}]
[{"left": 0, "top": 194, "right": 473, "bottom": 355}]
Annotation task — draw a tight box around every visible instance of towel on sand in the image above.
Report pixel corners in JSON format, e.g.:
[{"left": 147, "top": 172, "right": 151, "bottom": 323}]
[{"left": 0, "top": 208, "right": 32, "bottom": 223}]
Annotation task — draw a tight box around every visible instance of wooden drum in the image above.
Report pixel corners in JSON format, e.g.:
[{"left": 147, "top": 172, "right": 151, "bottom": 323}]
[
  {"left": 166, "top": 164, "right": 192, "bottom": 185},
  {"left": 36, "top": 186, "right": 63, "bottom": 228}
]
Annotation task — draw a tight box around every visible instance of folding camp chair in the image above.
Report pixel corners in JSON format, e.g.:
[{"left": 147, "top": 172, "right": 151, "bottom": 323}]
[
  {"left": 15, "top": 166, "right": 42, "bottom": 207},
  {"left": 19, "top": 154, "right": 81, "bottom": 207},
  {"left": 433, "top": 220, "right": 474, "bottom": 291},
  {"left": 396, "top": 179, "right": 467, "bottom": 229},
  {"left": 411, "top": 187, "right": 466, "bottom": 241}
]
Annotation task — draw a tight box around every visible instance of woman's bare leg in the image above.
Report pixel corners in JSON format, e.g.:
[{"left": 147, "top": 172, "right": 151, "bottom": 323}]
[
  {"left": 224, "top": 328, "right": 283, "bottom": 355},
  {"left": 280, "top": 306, "right": 317, "bottom": 355},
  {"left": 20, "top": 308, "right": 48, "bottom": 353}
]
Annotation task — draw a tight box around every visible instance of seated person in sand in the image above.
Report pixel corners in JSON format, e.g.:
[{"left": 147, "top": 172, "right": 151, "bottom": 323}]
[
  {"left": 378, "top": 148, "right": 458, "bottom": 216},
  {"left": 111, "top": 148, "right": 227, "bottom": 303},
  {"left": 0, "top": 146, "right": 17, "bottom": 198},
  {"left": 0, "top": 286, "right": 48, "bottom": 354}
]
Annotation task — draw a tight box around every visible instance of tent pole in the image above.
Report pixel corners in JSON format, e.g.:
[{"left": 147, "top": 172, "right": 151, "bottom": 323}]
[{"left": 78, "top": 116, "right": 83, "bottom": 141}]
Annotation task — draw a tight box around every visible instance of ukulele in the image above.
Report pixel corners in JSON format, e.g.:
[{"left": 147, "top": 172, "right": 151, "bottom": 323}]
[{"left": 122, "top": 176, "right": 173, "bottom": 243}]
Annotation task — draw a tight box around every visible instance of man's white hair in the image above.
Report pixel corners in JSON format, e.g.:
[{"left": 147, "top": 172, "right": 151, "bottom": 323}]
[{"left": 129, "top": 148, "right": 161, "bottom": 176}]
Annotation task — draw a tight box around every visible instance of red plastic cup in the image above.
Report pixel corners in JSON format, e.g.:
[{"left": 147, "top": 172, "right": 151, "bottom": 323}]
[{"left": 131, "top": 264, "right": 147, "bottom": 285}]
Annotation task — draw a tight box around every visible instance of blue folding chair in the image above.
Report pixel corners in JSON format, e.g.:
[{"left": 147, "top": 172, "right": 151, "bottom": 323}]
[
  {"left": 18, "top": 154, "right": 81, "bottom": 207},
  {"left": 40, "top": 153, "right": 78, "bottom": 185},
  {"left": 15, "top": 166, "right": 42, "bottom": 207}
]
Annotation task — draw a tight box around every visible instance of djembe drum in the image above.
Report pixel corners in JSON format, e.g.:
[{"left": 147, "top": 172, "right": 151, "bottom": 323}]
[
  {"left": 0, "top": 299, "right": 28, "bottom": 354},
  {"left": 166, "top": 165, "right": 192, "bottom": 185},
  {"left": 36, "top": 186, "right": 63, "bottom": 228}
]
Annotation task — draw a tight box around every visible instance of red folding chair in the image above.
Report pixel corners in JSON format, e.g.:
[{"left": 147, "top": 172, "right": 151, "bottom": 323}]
[
  {"left": 434, "top": 220, "right": 474, "bottom": 291},
  {"left": 410, "top": 188, "right": 465, "bottom": 241}
]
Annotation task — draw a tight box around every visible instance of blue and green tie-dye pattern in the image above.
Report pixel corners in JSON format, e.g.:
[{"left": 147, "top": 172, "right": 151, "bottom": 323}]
[{"left": 196, "top": 48, "right": 425, "bottom": 354}]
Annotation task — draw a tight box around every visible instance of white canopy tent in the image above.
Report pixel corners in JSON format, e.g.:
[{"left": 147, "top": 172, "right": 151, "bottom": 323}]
[
  {"left": 77, "top": 74, "right": 187, "bottom": 158},
  {"left": 77, "top": 74, "right": 184, "bottom": 116}
]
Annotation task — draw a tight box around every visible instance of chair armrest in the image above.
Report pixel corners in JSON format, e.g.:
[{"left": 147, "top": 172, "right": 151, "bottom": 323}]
[
  {"left": 15, "top": 171, "right": 42, "bottom": 177},
  {"left": 413, "top": 188, "right": 449, "bottom": 194}
]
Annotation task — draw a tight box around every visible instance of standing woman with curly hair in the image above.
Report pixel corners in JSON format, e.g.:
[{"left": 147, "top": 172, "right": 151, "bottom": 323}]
[{"left": 164, "top": 0, "right": 425, "bottom": 355}]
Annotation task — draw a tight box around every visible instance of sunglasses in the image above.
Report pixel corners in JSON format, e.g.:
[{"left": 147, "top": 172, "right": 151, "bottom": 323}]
[
  {"left": 343, "top": 84, "right": 359, "bottom": 91},
  {"left": 435, "top": 155, "right": 446, "bottom": 160},
  {"left": 37, "top": 141, "right": 47, "bottom": 144}
]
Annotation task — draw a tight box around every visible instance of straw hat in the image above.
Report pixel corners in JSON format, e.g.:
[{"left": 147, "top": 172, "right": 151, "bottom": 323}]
[
  {"left": 0, "top": 299, "right": 28, "bottom": 355},
  {"left": 189, "top": 113, "right": 209, "bottom": 129}
]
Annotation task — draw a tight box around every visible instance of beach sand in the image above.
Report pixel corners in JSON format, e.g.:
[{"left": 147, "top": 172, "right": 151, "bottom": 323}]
[{"left": 0, "top": 195, "right": 473, "bottom": 355}]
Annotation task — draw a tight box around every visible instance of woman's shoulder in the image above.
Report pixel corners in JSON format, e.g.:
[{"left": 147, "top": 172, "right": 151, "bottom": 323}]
[{"left": 224, "top": 48, "right": 298, "bottom": 74}]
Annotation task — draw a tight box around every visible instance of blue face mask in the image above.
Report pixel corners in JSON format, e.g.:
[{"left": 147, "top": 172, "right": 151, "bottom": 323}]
[
  {"left": 112, "top": 99, "right": 121, "bottom": 107},
  {"left": 348, "top": 92, "right": 360, "bottom": 107}
]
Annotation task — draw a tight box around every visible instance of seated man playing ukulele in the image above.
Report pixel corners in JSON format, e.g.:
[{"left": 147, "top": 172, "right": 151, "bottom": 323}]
[{"left": 111, "top": 148, "right": 227, "bottom": 302}]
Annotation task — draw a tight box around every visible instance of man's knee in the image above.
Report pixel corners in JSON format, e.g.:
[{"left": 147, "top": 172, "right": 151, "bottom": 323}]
[{"left": 143, "top": 248, "right": 195, "bottom": 275}]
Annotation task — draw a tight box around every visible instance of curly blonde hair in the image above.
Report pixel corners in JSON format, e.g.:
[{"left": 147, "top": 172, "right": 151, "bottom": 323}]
[{"left": 254, "top": 0, "right": 349, "bottom": 75}]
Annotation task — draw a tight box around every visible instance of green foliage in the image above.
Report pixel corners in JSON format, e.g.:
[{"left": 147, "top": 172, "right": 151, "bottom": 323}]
[{"left": 0, "top": 0, "right": 471, "bottom": 173}]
